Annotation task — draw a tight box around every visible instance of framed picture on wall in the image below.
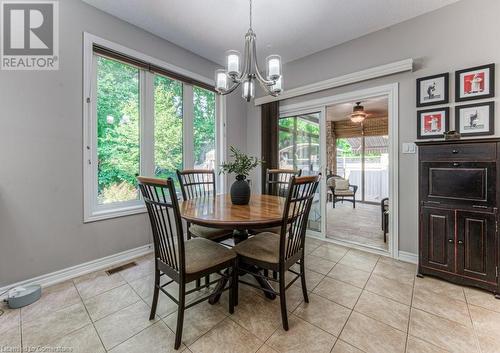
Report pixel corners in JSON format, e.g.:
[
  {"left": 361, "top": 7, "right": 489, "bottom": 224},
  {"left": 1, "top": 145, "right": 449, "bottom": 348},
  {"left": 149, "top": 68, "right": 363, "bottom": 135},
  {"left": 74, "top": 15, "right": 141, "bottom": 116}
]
[
  {"left": 455, "top": 102, "right": 495, "bottom": 137},
  {"left": 455, "top": 64, "right": 495, "bottom": 102},
  {"left": 417, "top": 107, "right": 450, "bottom": 139},
  {"left": 416, "top": 73, "right": 449, "bottom": 107}
]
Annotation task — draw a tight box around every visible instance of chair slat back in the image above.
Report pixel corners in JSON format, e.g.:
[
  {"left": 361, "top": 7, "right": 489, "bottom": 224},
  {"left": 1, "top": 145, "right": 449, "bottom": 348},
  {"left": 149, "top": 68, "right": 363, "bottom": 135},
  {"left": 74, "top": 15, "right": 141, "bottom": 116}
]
[
  {"left": 177, "top": 169, "right": 216, "bottom": 200},
  {"left": 266, "top": 169, "right": 302, "bottom": 197},
  {"left": 280, "top": 175, "right": 320, "bottom": 263},
  {"left": 138, "top": 177, "right": 184, "bottom": 274}
]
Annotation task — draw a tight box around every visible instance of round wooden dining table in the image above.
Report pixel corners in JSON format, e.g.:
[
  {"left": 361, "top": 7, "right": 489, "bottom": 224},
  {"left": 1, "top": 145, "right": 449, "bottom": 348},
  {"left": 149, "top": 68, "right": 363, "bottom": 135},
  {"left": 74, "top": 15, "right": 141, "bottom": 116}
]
[
  {"left": 179, "top": 193, "right": 286, "bottom": 303},
  {"left": 179, "top": 193, "right": 286, "bottom": 230}
]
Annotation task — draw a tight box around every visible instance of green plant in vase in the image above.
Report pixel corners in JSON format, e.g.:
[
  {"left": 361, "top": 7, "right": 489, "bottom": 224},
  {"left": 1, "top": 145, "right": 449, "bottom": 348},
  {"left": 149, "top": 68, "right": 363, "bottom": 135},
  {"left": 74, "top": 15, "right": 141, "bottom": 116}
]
[{"left": 220, "top": 146, "right": 263, "bottom": 205}]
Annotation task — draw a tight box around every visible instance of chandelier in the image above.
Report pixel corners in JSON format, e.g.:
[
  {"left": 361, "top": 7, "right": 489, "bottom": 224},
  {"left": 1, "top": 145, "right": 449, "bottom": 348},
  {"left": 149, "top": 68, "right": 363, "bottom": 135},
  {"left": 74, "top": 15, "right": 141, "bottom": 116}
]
[{"left": 214, "top": 0, "right": 283, "bottom": 101}]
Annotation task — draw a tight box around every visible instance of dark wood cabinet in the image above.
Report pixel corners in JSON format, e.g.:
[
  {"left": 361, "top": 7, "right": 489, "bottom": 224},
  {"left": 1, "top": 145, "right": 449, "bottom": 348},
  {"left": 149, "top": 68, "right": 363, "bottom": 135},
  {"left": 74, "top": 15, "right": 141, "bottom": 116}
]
[
  {"left": 420, "top": 207, "right": 455, "bottom": 273},
  {"left": 417, "top": 139, "right": 500, "bottom": 297},
  {"left": 456, "top": 210, "right": 497, "bottom": 283}
]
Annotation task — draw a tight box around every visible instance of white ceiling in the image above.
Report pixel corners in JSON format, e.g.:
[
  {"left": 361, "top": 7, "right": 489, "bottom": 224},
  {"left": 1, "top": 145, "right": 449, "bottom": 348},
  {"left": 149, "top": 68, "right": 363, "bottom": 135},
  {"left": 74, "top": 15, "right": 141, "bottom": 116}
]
[
  {"left": 83, "top": 0, "right": 459, "bottom": 65},
  {"left": 327, "top": 96, "right": 388, "bottom": 121}
]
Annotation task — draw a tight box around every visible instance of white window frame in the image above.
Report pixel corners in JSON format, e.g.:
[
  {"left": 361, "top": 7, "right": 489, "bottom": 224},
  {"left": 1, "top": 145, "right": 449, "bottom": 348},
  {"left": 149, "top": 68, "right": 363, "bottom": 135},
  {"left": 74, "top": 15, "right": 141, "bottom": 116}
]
[{"left": 83, "top": 33, "right": 223, "bottom": 222}]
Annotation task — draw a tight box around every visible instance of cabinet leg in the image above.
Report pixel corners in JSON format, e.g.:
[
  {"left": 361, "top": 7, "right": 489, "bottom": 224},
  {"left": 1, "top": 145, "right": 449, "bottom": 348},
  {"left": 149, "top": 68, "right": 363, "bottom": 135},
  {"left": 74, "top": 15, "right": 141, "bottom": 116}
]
[
  {"left": 495, "top": 293, "right": 500, "bottom": 300},
  {"left": 416, "top": 273, "right": 424, "bottom": 279}
]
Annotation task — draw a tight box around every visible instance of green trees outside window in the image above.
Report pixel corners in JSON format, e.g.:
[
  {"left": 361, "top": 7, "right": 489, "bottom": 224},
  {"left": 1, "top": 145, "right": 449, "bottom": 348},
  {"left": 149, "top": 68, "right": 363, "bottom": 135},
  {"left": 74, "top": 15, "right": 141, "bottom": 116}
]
[
  {"left": 96, "top": 56, "right": 140, "bottom": 204},
  {"left": 95, "top": 55, "right": 217, "bottom": 205},
  {"left": 154, "top": 75, "right": 183, "bottom": 181},
  {"left": 193, "top": 86, "right": 216, "bottom": 170}
]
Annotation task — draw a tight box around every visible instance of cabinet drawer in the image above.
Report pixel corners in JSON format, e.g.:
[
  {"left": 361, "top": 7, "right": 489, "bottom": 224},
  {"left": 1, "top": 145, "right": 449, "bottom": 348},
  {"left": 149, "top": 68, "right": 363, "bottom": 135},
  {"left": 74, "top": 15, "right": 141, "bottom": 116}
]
[{"left": 419, "top": 143, "right": 497, "bottom": 161}]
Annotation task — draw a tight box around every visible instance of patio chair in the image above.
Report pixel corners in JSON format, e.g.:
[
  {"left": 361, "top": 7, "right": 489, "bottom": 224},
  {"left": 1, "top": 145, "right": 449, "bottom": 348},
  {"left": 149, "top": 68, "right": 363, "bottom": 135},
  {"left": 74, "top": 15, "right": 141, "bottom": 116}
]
[{"left": 327, "top": 174, "right": 358, "bottom": 208}]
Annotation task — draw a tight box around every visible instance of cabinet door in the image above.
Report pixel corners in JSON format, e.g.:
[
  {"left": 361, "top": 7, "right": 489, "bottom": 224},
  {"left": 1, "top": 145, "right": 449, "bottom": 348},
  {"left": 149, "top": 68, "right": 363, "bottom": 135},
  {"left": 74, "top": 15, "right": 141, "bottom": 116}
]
[
  {"left": 420, "top": 207, "right": 455, "bottom": 272},
  {"left": 420, "top": 161, "right": 496, "bottom": 209},
  {"left": 457, "top": 211, "right": 497, "bottom": 283}
]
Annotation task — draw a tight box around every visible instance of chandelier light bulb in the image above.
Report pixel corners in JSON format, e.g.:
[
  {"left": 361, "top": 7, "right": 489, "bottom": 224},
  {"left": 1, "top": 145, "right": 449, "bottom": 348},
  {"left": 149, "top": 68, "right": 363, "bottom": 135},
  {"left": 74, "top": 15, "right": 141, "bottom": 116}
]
[
  {"left": 226, "top": 50, "right": 241, "bottom": 77},
  {"left": 215, "top": 69, "right": 228, "bottom": 92},
  {"left": 266, "top": 55, "right": 281, "bottom": 81}
]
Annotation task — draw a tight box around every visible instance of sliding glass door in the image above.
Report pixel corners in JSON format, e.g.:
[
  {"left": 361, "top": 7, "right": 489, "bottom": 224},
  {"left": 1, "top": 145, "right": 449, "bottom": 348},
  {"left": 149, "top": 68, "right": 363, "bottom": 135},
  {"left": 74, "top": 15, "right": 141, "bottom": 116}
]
[
  {"left": 335, "top": 135, "right": 388, "bottom": 203},
  {"left": 278, "top": 113, "right": 321, "bottom": 231}
]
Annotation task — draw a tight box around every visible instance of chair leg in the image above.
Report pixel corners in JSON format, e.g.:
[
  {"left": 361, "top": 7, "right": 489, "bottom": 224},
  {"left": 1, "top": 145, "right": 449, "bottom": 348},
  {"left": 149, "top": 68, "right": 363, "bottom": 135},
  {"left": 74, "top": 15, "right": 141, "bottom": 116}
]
[
  {"left": 149, "top": 269, "right": 160, "bottom": 320},
  {"left": 205, "top": 275, "right": 210, "bottom": 287},
  {"left": 332, "top": 199, "right": 336, "bottom": 208},
  {"left": 299, "top": 256, "right": 309, "bottom": 303},
  {"left": 272, "top": 271, "right": 278, "bottom": 280},
  {"left": 196, "top": 279, "right": 201, "bottom": 288},
  {"left": 230, "top": 260, "right": 238, "bottom": 313},
  {"left": 279, "top": 270, "right": 289, "bottom": 331},
  {"left": 353, "top": 197, "right": 356, "bottom": 208},
  {"left": 174, "top": 282, "right": 186, "bottom": 350}
]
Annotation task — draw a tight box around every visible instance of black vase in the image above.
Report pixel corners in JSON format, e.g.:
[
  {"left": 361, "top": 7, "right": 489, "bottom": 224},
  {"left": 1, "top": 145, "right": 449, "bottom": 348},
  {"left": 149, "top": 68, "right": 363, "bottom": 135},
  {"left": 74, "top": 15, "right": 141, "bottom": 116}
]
[{"left": 230, "top": 175, "right": 251, "bottom": 205}]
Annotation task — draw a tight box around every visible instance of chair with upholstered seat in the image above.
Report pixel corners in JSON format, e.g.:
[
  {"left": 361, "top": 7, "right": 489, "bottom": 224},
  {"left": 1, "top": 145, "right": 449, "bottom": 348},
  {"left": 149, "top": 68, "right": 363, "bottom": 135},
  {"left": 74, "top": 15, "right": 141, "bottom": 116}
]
[
  {"left": 234, "top": 175, "right": 320, "bottom": 330},
  {"left": 176, "top": 169, "right": 233, "bottom": 241},
  {"left": 137, "top": 176, "right": 237, "bottom": 350},
  {"left": 327, "top": 174, "right": 358, "bottom": 208}
]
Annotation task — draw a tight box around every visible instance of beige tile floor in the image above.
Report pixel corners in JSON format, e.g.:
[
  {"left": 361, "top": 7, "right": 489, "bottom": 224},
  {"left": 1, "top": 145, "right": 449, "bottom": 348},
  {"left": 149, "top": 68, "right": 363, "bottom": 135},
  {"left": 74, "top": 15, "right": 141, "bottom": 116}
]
[
  {"left": 327, "top": 202, "right": 389, "bottom": 251},
  {"left": 1, "top": 237, "right": 500, "bottom": 353}
]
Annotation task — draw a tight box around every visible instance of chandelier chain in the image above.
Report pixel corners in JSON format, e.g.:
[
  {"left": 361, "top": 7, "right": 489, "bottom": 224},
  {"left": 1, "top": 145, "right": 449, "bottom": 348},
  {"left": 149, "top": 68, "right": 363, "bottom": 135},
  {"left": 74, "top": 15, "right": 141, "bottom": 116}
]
[{"left": 249, "top": 0, "right": 252, "bottom": 30}]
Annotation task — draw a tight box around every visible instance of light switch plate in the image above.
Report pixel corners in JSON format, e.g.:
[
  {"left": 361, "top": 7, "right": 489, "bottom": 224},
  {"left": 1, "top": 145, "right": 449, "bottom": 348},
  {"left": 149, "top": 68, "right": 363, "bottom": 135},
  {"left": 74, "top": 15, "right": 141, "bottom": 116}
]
[{"left": 402, "top": 142, "right": 416, "bottom": 154}]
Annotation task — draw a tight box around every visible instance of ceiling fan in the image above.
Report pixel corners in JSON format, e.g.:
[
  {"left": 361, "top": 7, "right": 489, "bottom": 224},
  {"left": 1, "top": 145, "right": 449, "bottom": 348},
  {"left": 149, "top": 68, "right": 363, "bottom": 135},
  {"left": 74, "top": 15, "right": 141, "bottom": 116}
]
[{"left": 349, "top": 102, "right": 368, "bottom": 123}]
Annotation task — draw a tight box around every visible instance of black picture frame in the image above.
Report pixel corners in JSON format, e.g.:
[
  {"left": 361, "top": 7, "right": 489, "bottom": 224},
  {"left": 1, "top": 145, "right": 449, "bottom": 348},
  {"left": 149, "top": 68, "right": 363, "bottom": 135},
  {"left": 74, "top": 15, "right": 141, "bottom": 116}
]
[
  {"left": 417, "top": 107, "right": 450, "bottom": 139},
  {"left": 455, "top": 63, "right": 495, "bottom": 102},
  {"left": 455, "top": 101, "right": 495, "bottom": 137},
  {"left": 416, "top": 73, "right": 449, "bottom": 107}
]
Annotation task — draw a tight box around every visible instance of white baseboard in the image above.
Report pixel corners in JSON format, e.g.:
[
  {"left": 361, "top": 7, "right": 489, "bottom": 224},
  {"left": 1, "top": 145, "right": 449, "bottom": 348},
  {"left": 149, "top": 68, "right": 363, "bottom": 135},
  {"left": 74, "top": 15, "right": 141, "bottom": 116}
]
[
  {"left": 398, "top": 251, "right": 418, "bottom": 264},
  {"left": 0, "top": 244, "right": 153, "bottom": 296}
]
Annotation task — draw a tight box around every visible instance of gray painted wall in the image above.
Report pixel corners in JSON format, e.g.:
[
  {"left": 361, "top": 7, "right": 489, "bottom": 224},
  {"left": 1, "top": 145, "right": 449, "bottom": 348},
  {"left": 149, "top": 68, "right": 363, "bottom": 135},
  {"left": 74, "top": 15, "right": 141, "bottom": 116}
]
[
  {"left": 247, "top": 0, "right": 500, "bottom": 255},
  {"left": 0, "top": 0, "right": 245, "bottom": 285}
]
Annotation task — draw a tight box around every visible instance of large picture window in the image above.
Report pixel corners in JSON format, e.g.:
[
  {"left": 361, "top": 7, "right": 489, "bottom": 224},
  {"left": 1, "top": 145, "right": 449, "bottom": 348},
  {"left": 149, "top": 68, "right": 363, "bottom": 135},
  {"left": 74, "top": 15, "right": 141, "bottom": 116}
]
[{"left": 84, "top": 35, "right": 220, "bottom": 222}]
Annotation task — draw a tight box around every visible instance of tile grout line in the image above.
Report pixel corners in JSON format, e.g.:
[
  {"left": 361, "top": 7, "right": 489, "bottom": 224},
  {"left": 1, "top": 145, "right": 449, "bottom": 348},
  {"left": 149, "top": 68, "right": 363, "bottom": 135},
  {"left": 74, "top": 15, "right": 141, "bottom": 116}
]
[
  {"left": 21, "top": 282, "right": 101, "bottom": 351},
  {"left": 73, "top": 274, "right": 128, "bottom": 302},
  {"left": 463, "top": 288, "right": 484, "bottom": 353},
  {"left": 73, "top": 278, "right": 108, "bottom": 352},
  {"left": 19, "top": 305, "right": 23, "bottom": 351},
  {"left": 403, "top": 268, "right": 417, "bottom": 353},
  {"left": 330, "top": 251, "right": 381, "bottom": 352},
  {"left": 407, "top": 305, "right": 479, "bottom": 352}
]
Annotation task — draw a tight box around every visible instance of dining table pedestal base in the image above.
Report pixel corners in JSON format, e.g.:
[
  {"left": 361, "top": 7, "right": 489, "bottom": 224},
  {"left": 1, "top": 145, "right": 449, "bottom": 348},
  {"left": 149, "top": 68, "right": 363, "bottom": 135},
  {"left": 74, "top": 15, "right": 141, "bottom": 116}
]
[{"left": 208, "top": 229, "right": 277, "bottom": 304}]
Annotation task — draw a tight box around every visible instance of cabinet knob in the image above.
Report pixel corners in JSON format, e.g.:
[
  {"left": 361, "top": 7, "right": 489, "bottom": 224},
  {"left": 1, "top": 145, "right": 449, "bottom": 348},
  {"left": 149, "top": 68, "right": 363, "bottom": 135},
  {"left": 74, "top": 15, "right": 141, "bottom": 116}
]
[
  {"left": 453, "top": 162, "right": 460, "bottom": 167},
  {"left": 458, "top": 240, "right": 464, "bottom": 244},
  {"left": 448, "top": 239, "right": 454, "bottom": 243},
  {"left": 452, "top": 149, "right": 459, "bottom": 154}
]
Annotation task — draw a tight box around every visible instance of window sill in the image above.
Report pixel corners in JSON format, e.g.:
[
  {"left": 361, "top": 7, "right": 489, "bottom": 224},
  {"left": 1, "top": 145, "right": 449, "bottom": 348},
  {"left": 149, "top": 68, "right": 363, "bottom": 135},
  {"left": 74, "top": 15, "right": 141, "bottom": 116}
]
[{"left": 84, "top": 203, "right": 146, "bottom": 223}]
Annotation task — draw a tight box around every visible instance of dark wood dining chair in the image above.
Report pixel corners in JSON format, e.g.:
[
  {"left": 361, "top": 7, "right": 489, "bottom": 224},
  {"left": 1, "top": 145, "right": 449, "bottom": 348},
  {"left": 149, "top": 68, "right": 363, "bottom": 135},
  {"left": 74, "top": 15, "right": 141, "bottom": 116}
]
[
  {"left": 234, "top": 175, "right": 320, "bottom": 330},
  {"left": 266, "top": 168, "right": 302, "bottom": 197},
  {"left": 176, "top": 169, "right": 233, "bottom": 241},
  {"left": 253, "top": 168, "right": 302, "bottom": 235},
  {"left": 137, "top": 176, "right": 238, "bottom": 350}
]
